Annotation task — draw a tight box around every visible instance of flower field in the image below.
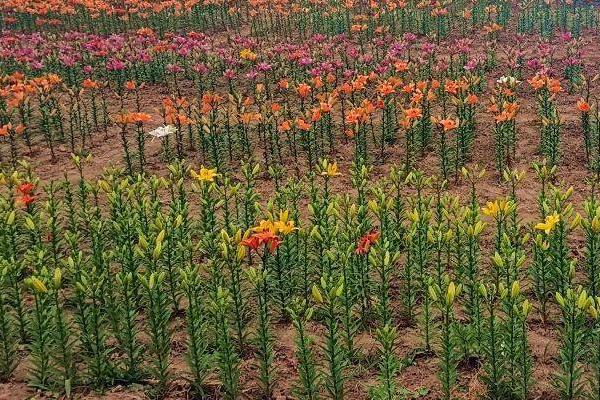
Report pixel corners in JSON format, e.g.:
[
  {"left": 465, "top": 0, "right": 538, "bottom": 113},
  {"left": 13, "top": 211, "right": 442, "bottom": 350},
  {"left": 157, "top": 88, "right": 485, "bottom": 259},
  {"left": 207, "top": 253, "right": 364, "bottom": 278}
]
[{"left": 2, "top": 0, "right": 600, "bottom": 399}]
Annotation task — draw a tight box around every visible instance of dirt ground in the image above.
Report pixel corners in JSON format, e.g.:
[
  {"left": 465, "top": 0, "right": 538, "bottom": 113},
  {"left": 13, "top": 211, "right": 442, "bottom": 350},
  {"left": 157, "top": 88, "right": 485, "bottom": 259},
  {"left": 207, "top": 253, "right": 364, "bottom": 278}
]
[{"left": 1, "top": 22, "right": 600, "bottom": 400}]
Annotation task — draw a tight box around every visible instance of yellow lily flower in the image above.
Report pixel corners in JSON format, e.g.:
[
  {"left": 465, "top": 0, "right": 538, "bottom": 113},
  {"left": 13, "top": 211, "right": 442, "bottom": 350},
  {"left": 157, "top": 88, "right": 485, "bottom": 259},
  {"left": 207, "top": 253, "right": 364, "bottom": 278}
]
[
  {"left": 240, "top": 48, "right": 257, "bottom": 61},
  {"left": 321, "top": 161, "right": 341, "bottom": 177},
  {"left": 253, "top": 219, "right": 276, "bottom": 233},
  {"left": 481, "top": 201, "right": 499, "bottom": 217},
  {"left": 192, "top": 166, "right": 219, "bottom": 183},
  {"left": 535, "top": 213, "right": 560, "bottom": 234}
]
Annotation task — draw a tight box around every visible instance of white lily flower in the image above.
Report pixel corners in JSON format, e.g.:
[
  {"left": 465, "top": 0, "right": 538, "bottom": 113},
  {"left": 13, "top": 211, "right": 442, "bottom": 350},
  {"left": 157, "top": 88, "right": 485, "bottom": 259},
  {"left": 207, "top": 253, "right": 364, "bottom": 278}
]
[
  {"left": 148, "top": 125, "right": 177, "bottom": 139},
  {"left": 496, "top": 76, "right": 521, "bottom": 86}
]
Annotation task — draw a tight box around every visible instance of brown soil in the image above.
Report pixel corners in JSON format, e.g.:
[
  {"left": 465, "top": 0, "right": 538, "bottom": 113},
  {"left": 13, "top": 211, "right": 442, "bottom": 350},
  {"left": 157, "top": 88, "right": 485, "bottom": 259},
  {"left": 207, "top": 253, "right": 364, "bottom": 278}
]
[{"left": 2, "top": 21, "right": 600, "bottom": 400}]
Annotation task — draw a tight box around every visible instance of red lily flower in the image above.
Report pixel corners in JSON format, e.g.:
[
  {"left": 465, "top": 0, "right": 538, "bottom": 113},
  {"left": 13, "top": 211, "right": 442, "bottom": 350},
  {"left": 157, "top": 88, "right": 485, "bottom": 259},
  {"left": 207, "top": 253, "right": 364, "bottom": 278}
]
[
  {"left": 20, "top": 194, "right": 35, "bottom": 207},
  {"left": 18, "top": 182, "right": 35, "bottom": 195},
  {"left": 242, "top": 230, "right": 282, "bottom": 254},
  {"left": 356, "top": 230, "right": 380, "bottom": 255}
]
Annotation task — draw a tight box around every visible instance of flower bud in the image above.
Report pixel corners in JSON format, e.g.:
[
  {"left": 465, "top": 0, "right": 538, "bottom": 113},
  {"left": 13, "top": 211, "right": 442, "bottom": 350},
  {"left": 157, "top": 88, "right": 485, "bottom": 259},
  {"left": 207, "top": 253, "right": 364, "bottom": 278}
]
[
  {"left": 511, "top": 281, "right": 520, "bottom": 299},
  {"left": 428, "top": 286, "right": 438, "bottom": 302},
  {"left": 312, "top": 285, "right": 323, "bottom": 304},
  {"left": 29, "top": 277, "right": 47, "bottom": 294},
  {"left": 446, "top": 282, "right": 456, "bottom": 305},
  {"left": 53, "top": 268, "right": 62, "bottom": 289},
  {"left": 555, "top": 292, "right": 565, "bottom": 308},
  {"left": 522, "top": 299, "right": 532, "bottom": 317}
]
